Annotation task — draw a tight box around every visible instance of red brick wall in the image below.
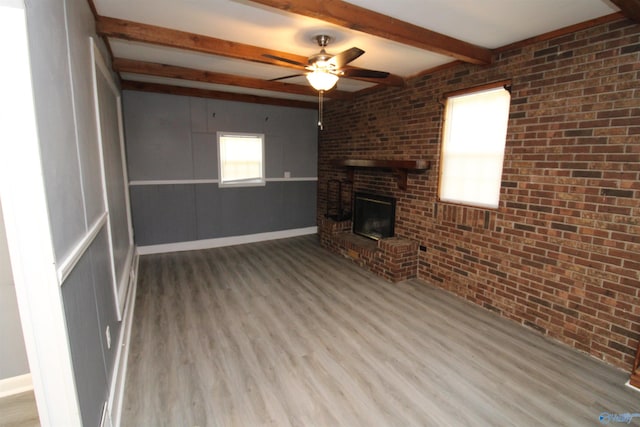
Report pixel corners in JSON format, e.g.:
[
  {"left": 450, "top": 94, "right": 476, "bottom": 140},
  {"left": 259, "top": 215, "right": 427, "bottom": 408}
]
[{"left": 318, "top": 18, "right": 640, "bottom": 370}]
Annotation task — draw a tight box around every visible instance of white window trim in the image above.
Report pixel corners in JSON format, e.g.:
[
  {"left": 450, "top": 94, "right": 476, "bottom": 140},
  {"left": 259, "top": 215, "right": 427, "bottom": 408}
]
[{"left": 216, "top": 131, "right": 266, "bottom": 188}]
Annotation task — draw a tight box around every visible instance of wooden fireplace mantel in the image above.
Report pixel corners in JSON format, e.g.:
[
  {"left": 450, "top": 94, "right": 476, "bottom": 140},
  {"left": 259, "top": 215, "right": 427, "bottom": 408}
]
[{"left": 334, "top": 159, "right": 430, "bottom": 190}]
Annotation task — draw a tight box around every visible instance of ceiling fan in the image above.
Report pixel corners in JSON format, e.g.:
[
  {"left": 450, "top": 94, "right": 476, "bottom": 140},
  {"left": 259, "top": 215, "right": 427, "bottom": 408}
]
[{"left": 265, "top": 34, "right": 390, "bottom": 91}]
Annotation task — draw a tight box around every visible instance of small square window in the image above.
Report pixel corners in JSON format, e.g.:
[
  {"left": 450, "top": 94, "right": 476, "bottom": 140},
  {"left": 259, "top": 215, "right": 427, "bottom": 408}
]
[
  {"left": 439, "top": 86, "right": 511, "bottom": 208},
  {"left": 217, "top": 132, "right": 265, "bottom": 187}
]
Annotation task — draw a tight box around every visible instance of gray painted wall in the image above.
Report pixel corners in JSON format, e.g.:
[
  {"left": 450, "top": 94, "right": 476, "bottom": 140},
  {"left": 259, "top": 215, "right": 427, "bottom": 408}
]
[
  {"left": 25, "top": 0, "right": 126, "bottom": 424},
  {"left": 94, "top": 50, "right": 132, "bottom": 306},
  {"left": 123, "top": 91, "right": 318, "bottom": 246},
  {"left": 0, "top": 199, "right": 29, "bottom": 380}
]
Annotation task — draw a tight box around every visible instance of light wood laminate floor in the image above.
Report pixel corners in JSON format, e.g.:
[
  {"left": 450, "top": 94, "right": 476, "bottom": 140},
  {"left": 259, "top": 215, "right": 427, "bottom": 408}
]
[
  {"left": 0, "top": 390, "right": 40, "bottom": 427},
  {"left": 122, "top": 235, "right": 639, "bottom": 426}
]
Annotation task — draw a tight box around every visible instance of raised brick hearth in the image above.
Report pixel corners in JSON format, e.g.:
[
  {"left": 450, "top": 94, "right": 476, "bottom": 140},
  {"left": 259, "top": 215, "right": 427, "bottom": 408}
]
[{"left": 319, "top": 217, "right": 419, "bottom": 282}]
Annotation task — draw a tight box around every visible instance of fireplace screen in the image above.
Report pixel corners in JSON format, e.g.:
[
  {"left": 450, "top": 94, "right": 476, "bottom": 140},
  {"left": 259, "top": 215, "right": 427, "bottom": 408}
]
[{"left": 353, "top": 192, "right": 396, "bottom": 240}]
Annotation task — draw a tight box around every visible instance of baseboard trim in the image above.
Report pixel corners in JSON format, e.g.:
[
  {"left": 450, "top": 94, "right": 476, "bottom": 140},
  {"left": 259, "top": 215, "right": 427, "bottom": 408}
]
[
  {"left": 107, "top": 252, "right": 139, "bottom": 427},
  {"left": 0, "top": 373, "right": 33, "bottom": 398},
  {"left": 136, "top": 226, "right": 318, "bottom": 255},
  {"left": 625, "top": 380, "right": 640, "bottom": 393}
]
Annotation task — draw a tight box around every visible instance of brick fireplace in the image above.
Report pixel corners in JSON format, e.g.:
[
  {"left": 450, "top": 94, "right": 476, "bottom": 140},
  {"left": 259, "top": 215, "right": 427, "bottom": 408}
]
[
  {"left": 319, "top": 216, "right": 419, "bottom": 283},
  {"left": 319, "top": 160, "right": 427, "bottom": 282}
]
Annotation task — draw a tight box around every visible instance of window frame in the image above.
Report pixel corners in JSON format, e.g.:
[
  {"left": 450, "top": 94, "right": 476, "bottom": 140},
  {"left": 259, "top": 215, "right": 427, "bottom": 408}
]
[
  {"left": 216, "top": 131, "right": 266, "bottom": 188},
  {"left": 438, "top": 81, "right": 512, "bottom": 209}
]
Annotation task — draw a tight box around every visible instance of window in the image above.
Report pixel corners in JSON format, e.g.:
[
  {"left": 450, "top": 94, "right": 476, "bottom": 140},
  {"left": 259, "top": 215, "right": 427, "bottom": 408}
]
[
  {"left": 217, "top": 132, "right": 265, "bottom": 187},
  {"left": 439, "top": 85, "right": 511, "bottom": 208}
]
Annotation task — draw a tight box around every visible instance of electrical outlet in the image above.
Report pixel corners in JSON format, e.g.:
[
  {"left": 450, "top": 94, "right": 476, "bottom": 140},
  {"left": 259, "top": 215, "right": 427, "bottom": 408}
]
[
  {"left": 105, "top": 325, "right": 111, "bottom": 349},
  {"left": 284, "top": 171, "right": 291, "bottom": 178}
]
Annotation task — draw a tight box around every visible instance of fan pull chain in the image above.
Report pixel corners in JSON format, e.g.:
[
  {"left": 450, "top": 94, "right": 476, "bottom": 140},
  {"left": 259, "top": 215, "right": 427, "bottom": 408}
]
[{"left": 318, "top": 90, "right": 324, "bottom": 130}]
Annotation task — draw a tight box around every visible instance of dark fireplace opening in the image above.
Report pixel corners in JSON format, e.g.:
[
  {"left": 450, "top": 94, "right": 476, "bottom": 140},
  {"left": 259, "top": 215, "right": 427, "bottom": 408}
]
[
  {"left": 353, "top": 192, "right": 396, "bottom": 240},
  {"left": 325, "top": 179, "right": 353, "bottom": 221}
]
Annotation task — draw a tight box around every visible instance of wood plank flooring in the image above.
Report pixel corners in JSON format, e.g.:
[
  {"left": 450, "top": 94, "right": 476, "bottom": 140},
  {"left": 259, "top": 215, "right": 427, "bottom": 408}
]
[
  {"left": 0, "top": 390, "right": 40, "bottom": 427},
  {"left": 121, "top": 235, "right": 639, "bottom": 426}
]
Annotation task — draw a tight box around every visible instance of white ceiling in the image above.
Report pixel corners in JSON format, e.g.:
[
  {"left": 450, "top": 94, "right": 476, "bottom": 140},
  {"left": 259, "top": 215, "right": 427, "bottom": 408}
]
[{"left": 93, "top": 0, "right": 621, "bottom": 103}]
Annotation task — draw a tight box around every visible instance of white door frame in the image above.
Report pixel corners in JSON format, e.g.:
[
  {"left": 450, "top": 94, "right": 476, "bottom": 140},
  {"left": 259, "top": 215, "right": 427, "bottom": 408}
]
[{"left": 0, "top": 1, "right": 81, "bottom": 425}]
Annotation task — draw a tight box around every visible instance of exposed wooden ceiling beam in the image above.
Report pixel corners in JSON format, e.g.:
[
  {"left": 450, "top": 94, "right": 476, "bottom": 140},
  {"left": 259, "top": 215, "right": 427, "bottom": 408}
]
[
  {"left": 609, "top": 0, "right": 640, "bottom": 22},
  {"left": 112, "top": 58, "right": 352, "bottom": 100},
  {"left": 97, "top": 16, "right": 306, "bottom": 67},
  {"left": 120, "top": 80, "right": 318, "bottom": 109},
  {"left": 246, "top": 0, "right": 493, "bottom": 65},
  {"left": 96, "top": 16, "right": 404, "bottom": 87}
]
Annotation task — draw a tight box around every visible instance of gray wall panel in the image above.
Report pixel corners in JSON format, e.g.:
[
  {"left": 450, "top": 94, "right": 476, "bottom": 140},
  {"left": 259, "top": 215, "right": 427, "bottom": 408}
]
[
  {"left": 192, "top": 133, "right": 218, "bottom": 179},
  {"left": 189, "top": 97, "right": 208, "bottom": 132},
  {"left": 87, "top": 227, "right": 120, "bottom": 383},
  {"left": 265, "top": 136, "right": 285, "bottom": 178},
  {"left": 218, "top": 185, "right": 283, "bottom": 236},
  {"left": 129, "top": 181, "right": 318, "bottom": 245},
  {"left": 195, "top": 185, "right": 276, "bottom": 239},
  {"left": 65, "top": 0, "right": 105, "bottom": 226},
  {"left": 95, "top": 66, "right": 131, "bottom": 282},
  {"left": 61, "top": 252, "right": 108, "bottom": 427},
  {"left": 124, "top": 91, "right": 193, "bottom": 180},
  {"left": 266, "top": 107, "right": 318, "bottom": 177},
  {"left": 130, "top": 185, "right": 198, "bottom": 245},
  {"left": 60, "top": 227, "right": 121, "bottom": 425},
  {"left": 27, "top": 0, "right": 87, "bottom": 260},
  {"left": 260, "top": 105, "right": 288, "bottom": 138},
  {"left": 194, "top": 184, "right": 223, "bottom": 237},
  {"left": 207, "top": 99, "right": 266, "bottom": 133},
  {"left": 283, "top": 181, "right": 318, "bottom": 228},
  {"left": 194, "top": 183, "right": 315, "bottom": 240},
  {"left": 124, "top": 92, "right": 318, "bottom": 246},
  {"left": 284, "top": 136, "right": 318, "bottom": 178}
]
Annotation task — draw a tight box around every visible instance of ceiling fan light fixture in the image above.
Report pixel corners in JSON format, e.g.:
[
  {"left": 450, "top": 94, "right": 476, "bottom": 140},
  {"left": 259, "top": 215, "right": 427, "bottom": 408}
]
[{"left": 306, "top": 69, "right": 339, "bottom": 91}]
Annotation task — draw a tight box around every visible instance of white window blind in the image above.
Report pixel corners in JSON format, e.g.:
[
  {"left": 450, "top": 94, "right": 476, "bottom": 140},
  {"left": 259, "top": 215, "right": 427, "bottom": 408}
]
[
  {"left": 439, "top": 86, "right": 511, "bottom": 208},
  {"left": 217, "top": 132, "right": 265, "bottom": 187}
]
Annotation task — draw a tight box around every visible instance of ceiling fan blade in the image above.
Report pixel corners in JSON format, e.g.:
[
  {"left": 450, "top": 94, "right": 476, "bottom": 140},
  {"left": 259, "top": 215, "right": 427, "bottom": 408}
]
[
  {"left": 328, "top": 47, "right": 364, "bottom": 68},
  {"left": 262, "top": 54, "right": 306, "bottom": 68},
  {"left": 341, "top": 68, "right": 390, "bottom": 79},
  {"left": 270, "top": 73, "right": 305, "bottom": 82}
]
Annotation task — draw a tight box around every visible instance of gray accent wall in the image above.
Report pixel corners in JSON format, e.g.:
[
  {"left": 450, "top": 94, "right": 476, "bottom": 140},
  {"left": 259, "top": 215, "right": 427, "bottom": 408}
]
[
  {"left": 123, "top": 91, "right": 318, "bottom": 246},
  {"left": 60, "top": 228, "right": 114, "bottom": 425},
  {"left": 25, "top": 0, "right": 126, "bottom": 424}
]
